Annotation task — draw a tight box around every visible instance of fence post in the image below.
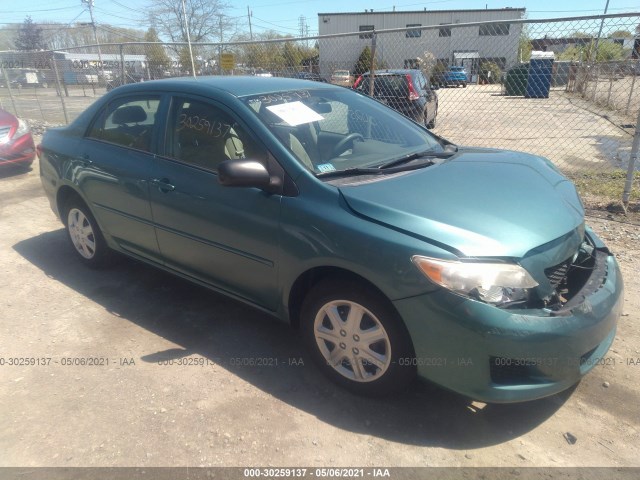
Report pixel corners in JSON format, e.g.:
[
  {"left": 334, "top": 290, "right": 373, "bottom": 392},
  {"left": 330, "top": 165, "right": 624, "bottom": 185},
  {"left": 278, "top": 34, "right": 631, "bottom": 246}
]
[
  {"left": 369, "top": 32, "right": 377, "bottom": 98},
  {"left": 51, "top": 56, "right": 69, "bottom": 124},
  {"left": 0, "top": 67, "right": 18, "bottom": 116},
  {"left": 120, "top": 44, "right": 125, "bottom": 85},
  {"left": 622, "top": 106, "right": 640, "bottom": 209},
  {"left": 626, "top": 60, "right": 638, "bottom": 116}
]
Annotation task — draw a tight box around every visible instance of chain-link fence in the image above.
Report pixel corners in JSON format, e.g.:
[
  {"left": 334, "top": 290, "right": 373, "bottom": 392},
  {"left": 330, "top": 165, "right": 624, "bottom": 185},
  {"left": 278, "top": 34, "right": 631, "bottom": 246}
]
[{"left": 1, "top": 13, "right": 639, "bottom": 208}]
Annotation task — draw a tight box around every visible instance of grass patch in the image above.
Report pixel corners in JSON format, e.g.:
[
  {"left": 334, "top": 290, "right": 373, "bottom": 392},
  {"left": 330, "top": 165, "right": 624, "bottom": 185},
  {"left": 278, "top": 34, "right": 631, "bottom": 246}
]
[{"left": 569, "top": 170, "right": 637, "bottom": 202}]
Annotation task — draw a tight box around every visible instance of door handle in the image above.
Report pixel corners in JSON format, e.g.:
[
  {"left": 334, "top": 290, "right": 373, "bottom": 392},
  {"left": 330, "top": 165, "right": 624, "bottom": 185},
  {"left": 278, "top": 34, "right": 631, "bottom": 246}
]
[
  {"left": 151, "top": 178, "right": 176, "bottom": 193},
  {"left": 78, "top": 154, "right": 93, "bottom": 167}
]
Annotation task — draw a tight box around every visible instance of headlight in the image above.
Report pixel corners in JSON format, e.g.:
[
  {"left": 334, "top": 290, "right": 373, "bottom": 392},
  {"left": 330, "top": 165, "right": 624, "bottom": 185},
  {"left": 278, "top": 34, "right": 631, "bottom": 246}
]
[
  {"left": 14, "top": 118, "right": 31, "bottom": 139},
  {"left": 411, "top": 255, "right": 538, "bottom": 306}
]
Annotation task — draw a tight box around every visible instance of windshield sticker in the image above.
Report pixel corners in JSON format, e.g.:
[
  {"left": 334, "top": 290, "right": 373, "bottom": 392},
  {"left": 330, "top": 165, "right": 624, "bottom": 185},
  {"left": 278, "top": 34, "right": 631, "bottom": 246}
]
[
  {"left": 266, "top": 101, "right": 324, "bottom": 126},
  {"left": 317, "top": 163, "right": 336, "bottom": 173}
]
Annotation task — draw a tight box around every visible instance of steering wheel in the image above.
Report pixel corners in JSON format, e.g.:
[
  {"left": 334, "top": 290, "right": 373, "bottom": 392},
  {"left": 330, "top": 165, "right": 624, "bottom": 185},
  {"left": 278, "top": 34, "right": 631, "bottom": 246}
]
[{"left": 332, "top": 133, "right": 364, "bottom": 157}]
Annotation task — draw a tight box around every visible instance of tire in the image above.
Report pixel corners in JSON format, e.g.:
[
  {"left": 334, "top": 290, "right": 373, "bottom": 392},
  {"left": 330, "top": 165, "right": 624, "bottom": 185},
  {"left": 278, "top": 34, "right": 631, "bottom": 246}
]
[
  {"left": 426, "top": 111, "right": 437, "bottom": 129},
  {"left": 63, "top": 197, "right": 112, "bottom": 268},
  {"left": 300, "top": 279, "right": 416, "bottom": 396},
  {"left": 462, "top": 82, "right": 467, "bottom": 88}
]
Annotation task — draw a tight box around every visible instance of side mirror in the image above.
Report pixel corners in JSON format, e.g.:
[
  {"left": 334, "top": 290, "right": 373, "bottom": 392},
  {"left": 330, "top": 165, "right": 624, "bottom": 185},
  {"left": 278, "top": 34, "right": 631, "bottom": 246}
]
[
  {"left": 218, "top": 160, "right": 272, "bottom": 190},
  {"left": 313, "top": 102, "right": 332, "bottom": 114}
]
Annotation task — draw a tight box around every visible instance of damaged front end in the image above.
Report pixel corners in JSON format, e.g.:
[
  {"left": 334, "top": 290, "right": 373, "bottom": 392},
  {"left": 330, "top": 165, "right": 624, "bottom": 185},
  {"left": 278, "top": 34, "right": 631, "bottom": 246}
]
[{"left": 542, "top": 235, "right": 609, "bottom": 314}]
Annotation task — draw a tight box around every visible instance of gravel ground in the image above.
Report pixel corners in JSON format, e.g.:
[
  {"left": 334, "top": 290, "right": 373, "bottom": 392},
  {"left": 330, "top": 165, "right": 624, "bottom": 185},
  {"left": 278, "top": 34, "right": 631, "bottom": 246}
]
[{"left": 0, "top": 138, "right": 639, "bottom": 471}]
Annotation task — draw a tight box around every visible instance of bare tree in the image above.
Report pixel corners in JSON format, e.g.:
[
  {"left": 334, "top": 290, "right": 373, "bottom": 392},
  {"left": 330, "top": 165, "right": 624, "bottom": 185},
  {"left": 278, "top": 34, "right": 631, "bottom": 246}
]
[{"left": 147, "top": 0, "right": 232, "bottom": 44}]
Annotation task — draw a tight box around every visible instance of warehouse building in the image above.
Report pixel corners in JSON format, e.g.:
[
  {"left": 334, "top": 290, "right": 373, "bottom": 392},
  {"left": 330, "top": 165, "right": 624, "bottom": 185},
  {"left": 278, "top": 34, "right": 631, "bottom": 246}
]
[{"left": 317, "top": 8, "right": 526, "bottom": 81}]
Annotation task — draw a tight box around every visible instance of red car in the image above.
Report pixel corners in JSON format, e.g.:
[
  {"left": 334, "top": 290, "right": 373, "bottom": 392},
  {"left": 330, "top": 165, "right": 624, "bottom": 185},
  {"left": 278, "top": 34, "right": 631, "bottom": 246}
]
[{"left": 0, "top": 108, "right": 36, "bottom": 169}]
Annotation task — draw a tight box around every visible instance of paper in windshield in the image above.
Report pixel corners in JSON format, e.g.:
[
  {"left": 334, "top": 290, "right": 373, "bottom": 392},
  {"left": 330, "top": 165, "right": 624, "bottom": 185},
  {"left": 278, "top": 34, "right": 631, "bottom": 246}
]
[{"left": 266, "top": 101, "right": 324, "bottom": 126}]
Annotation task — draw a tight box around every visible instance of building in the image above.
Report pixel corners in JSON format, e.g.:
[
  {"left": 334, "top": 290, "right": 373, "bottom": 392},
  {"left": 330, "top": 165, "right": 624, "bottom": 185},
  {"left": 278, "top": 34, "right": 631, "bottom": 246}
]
[{"left": 317, "top": 8, "right": 526, "bottom": 80}]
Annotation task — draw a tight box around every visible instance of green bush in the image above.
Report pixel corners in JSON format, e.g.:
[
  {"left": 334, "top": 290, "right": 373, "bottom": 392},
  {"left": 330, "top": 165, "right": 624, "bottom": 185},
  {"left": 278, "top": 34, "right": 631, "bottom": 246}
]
[{"left": 479, "top": 61, "right": 502, "bottom": 84}]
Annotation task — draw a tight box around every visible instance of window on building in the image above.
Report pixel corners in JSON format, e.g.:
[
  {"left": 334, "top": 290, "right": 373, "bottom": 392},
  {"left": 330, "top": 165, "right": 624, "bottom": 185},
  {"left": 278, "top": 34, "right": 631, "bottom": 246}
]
[
  {"left": 359, "top": 25, "right": 374, "bottom": 39},
  {"left": 479, "top": 23, "right": 510, "bottom": 36},
  {"left": 439, "top": 25, "right": 451, "bottom": 37},
  {"left": 406, "top": 24, "right": 422, "bottom": 38}
]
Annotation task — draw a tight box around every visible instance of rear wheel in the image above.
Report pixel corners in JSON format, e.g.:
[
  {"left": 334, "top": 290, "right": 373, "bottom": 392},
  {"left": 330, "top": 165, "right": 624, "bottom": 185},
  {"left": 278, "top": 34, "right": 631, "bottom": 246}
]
[
  {"left": 63, "top": 198, "right": 112, "bottom": 268},
  {"left": 301, "top": 279, "right": 416, "bottom": 396},
  {"left": 426, "top": 106, "right": 437, "bottom": 129}
]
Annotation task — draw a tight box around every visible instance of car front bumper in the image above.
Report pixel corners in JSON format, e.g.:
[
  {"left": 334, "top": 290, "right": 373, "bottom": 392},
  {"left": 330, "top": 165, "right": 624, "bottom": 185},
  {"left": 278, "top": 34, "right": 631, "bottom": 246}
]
[
  {"left": 394, "top": 251, "right": 623, "bottom": 403},
  {"left": 0, "top": 134, "right": 36, "bottom": 167}
]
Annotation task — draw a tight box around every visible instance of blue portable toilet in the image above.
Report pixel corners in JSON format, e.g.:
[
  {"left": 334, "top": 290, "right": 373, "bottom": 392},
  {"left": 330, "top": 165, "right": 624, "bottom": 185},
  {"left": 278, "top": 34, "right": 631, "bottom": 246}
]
[{"left": 526, "top": 51, "right": 554, "bottom": 98}]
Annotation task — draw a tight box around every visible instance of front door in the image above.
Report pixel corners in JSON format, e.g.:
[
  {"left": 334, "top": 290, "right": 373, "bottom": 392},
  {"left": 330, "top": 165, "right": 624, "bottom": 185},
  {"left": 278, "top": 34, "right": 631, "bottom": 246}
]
[{"left": 148, "top": 96, "right": 281, "bottom": 310}]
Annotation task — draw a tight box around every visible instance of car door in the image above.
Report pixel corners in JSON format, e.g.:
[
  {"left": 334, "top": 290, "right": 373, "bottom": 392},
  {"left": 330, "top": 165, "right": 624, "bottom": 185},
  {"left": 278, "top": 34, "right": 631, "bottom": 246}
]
[
  {"left": 81, "top": 94, "right": 163, "bottom": 262},
  {"left": 148, "top": 95, "right": 281, "bottom": 310}
]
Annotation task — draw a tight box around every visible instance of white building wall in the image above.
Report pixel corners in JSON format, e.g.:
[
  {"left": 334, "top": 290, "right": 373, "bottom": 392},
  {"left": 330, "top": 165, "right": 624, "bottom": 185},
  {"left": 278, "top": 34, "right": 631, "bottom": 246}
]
[{"left": 318, "top": 9, "right": 525, "bottom": 78}]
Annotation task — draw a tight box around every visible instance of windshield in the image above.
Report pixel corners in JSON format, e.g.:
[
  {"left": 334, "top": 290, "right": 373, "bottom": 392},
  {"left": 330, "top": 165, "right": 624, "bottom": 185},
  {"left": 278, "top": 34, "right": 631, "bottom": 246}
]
[{"left": 241, "top": 88, "right": 443, "bottom": 175}]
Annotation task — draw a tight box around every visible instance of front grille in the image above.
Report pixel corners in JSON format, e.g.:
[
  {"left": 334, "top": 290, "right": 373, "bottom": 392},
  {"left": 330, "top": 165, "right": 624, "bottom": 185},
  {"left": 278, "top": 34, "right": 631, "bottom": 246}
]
[
  {"left": 489, "top": 357, "right": 548, "bottom": 385},
  {"left": 545, "top": 258, "right": 571, "bottom": 288}
]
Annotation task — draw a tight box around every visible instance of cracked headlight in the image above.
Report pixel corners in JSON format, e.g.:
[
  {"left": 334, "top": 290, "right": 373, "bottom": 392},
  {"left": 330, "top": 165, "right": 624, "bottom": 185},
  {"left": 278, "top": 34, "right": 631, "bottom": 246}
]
[{"left": 412, "top": 255, "right": 538, "bottom": 306}]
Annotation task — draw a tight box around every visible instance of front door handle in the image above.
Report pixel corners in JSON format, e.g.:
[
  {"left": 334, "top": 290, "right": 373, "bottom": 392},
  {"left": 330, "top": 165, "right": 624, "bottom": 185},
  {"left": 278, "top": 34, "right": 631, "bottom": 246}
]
[{"left": 151, "top": 178, "right": 176, "bottom": 193}]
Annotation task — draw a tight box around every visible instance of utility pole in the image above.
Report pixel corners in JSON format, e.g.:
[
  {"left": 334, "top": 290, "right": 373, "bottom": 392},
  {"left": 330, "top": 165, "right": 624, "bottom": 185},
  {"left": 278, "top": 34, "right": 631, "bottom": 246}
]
[
  {"left": 218, "top": 14, "right": 224, "bottom": 75},
  {"left": 181, "top": 0, "right": 196, "bottom": 77},
  {"left": 247, "top": 6, "right": 253, "bottom": 41},
  {"left": 81, "top": 0, "right": 106, "bottom": 86},
  {"left": 593, "top": 0, "right": 611, "bottom": 61}
]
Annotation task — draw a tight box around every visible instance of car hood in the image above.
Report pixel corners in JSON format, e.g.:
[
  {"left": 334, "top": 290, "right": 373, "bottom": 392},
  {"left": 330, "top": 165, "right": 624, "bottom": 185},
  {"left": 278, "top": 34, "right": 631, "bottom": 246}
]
[{"left": 338, "top": 148, "right": 585, "bottom": 258}]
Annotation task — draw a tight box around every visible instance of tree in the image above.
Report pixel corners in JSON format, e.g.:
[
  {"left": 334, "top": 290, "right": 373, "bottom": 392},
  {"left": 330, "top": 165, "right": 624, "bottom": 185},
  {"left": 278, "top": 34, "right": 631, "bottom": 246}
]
[
  {"left": 146, "top": 0, "right": 231, "bottom": 44},
  {"left": 519, "top": 28, "right": 533, "bottom": 63},
  {"left": 609, "top": 30, "right": 633, "bottom": 38},
  {"left": 558, "top": 40, "right": 626, "bottom": 62},
  {"left": 353, "top": 46, "right": 375, "bottom": 75},
  {"left": 15, "top": 16, "right": 46, "bottom": 51},
  {"left": 145, "top": 28, "right": 171, "bottom": 78}
]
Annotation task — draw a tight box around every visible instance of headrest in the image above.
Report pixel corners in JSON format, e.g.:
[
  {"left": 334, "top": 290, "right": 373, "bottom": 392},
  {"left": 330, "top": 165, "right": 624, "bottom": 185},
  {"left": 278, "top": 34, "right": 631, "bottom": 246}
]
[{"left": 113, "top": 105, "right": 147, "bottom": 125}]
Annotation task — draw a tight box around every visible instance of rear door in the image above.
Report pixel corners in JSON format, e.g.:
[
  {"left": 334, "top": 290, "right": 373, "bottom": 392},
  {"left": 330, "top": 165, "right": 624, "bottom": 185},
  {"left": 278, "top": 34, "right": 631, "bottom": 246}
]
[{"left": 80, "top": 94, "right": 163, "bottom": 262}]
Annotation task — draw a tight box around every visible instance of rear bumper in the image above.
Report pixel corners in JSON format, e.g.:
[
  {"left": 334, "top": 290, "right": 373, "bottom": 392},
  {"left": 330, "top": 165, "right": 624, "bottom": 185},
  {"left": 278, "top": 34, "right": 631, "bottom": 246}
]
[{"left": 394, "top": 252, "right": 623, "bottom": 403}]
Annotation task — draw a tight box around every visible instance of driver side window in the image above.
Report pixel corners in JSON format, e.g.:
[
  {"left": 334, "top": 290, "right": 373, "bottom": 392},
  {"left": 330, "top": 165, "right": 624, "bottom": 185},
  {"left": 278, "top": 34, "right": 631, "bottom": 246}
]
[{"left": 167, "top": 98, "right": 266, "bottom": 172}]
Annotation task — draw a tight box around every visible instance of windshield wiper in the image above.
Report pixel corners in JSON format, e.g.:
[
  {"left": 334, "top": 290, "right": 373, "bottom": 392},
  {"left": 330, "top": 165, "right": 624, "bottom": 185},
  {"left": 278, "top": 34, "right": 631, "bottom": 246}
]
[
  {"left": 376, "top": 147, "right": 457, "bottom": 170},
  {"left": 316, "top": 167, "right": 383, "bottom": 179},
  {"left": 316, "top": 146, "right": 459, "bottom": 179}
]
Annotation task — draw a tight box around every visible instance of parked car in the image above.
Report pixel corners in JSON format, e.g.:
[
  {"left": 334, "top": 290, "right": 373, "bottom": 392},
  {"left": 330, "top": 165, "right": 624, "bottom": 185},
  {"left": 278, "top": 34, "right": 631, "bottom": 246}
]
[
  {"left": 106, "top": 73, "right": 145, "bottom": 91},
  {"left": 293, "top": 72, "right": 327, "bottom": 82},
  {"left": 442, "top": 65, "right": 468, "bottom": 87},
  {"left": 331, "top": 69, "right": 353, "bottom": 87},
  {"left": 353, "top": 69, "right": 438, "bottom": 129},
  {"left": 38, "top": 77, "right": 623, "bottom": 403},
  {"left": 0, "top": 108, "right": 36, "bottom": 169}
]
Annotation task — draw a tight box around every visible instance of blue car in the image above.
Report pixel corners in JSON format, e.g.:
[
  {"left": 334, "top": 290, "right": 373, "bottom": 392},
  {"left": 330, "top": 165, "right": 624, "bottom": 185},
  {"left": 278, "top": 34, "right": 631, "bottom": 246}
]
[
  {"left": 38, "top": 77, "right": 623, "bottom": 402},
  {"left": 443, "top": 66, "right": 468, "bottom": 87}
]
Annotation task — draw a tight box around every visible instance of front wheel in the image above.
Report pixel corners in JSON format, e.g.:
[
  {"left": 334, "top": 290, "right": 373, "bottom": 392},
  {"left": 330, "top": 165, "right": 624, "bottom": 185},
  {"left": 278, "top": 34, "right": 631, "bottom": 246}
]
[
  {"left": 63, "top": 198, "right": 112, "bottom": 268},
  {"left": 301, "top": 279, "right": 416, "bottom": 396}
]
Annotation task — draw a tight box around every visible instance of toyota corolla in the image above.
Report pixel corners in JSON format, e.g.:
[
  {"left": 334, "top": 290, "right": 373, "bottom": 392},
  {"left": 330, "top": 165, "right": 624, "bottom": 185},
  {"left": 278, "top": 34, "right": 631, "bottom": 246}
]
[{"left": 38, "top": 77, "right": 623, "bottom": 402}]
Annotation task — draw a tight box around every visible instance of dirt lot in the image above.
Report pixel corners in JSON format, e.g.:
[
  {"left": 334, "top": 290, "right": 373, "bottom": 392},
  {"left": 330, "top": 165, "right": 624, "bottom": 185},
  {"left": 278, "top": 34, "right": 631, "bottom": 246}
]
[{"left": 1, "top": 134, "right": 639, "bottom": 471}]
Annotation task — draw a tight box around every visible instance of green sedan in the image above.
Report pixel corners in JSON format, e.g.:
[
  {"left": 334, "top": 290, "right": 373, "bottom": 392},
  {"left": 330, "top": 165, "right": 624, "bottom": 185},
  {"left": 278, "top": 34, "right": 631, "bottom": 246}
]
[{"left": 38, "top": 76, "right": 623, "bottom": 402}]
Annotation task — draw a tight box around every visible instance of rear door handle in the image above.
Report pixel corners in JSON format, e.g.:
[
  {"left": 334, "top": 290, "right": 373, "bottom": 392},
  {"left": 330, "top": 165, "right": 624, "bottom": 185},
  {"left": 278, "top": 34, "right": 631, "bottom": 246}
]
[{"left": 151, "top": 178, "right": 176, "bottom": 193}]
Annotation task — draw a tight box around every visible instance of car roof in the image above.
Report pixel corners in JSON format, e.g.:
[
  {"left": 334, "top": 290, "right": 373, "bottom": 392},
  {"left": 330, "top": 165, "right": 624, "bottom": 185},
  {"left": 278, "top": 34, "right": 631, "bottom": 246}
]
[{"left": 112, "top": 76, "right": 336, "bottom": 98}]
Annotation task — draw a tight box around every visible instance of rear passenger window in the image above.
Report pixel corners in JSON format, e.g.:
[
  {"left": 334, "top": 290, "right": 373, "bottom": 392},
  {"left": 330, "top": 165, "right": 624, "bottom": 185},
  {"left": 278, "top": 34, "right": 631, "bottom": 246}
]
[{"left": 87, "top": 97, "right": 160, "bottom": 153}]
